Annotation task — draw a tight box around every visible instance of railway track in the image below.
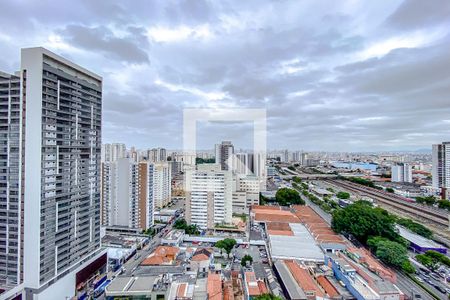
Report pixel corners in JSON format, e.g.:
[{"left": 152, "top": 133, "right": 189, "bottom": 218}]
[{"left": 325, "top": 179, "right": 449, "bottom": 228}]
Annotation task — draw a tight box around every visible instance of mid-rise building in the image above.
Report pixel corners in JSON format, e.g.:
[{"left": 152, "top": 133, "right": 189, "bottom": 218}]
[
  {"left": 391, "top": 163, "right": 412, "bottom": 183},
  {"left": 0, "top": 47, "right": 106, "bottom": 300},
  {"left": 185, "top": 164, "right": 232, "bottom": 229}
]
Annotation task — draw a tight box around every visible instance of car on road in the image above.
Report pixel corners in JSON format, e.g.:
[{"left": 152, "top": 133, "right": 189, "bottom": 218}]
[{"left": 414, "top": 276, "right": 424, "bottom": 283}]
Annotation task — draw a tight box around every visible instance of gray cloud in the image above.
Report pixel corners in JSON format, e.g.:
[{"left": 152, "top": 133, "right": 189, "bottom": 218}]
[
  {"left": 386, "top": 0, "right": 450, "bottom": 30},
  {"left": 0, "top": 0, "right": 449, "bottom": 151},
  {"left": 60, "top": 25, "right": 150, "bottom": 64}
]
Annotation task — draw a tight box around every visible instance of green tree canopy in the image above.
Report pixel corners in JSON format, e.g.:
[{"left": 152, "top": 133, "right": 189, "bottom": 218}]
[
  {"left": 336, "top": 191, "right": 350, "bottom": 199},
  {"left": 438, "top": 200, "right": 450, "bottom": 210},
  {"left": 241, "top": 254, "right": 253, "bottom": 267},
  {"left": 173, "top": 218, "right": 200, "bottom": 235},
  {"left": 416, "top": 254, "right": 436, "bottom": 269},
  {"left": 331, "top": 201, "right": 398, "bottom": 243},
  {"left": 253, "top": 294, "right": 282, "bottom": 300},
  {"left": 275, "top": 188, "right": 305, "bottom": 206},
  {"left": 415, "top": 196, "right": 436, "bottom": 206},
  {"left": 216, "top": 238, "right": 237, "bottom": 257},
  {"left": 396, "top": 218, "right": 433, "bottom": 239}
]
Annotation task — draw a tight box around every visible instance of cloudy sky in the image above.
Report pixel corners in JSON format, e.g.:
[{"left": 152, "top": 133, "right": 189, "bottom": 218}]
[{"left": 1, "top": 0, "right": 450, "bottom": 151}]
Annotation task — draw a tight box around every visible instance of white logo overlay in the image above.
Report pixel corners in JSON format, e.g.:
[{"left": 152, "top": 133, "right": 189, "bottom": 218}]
[{"left": 183, "top": 108, "right": 267, "bottom": 192}]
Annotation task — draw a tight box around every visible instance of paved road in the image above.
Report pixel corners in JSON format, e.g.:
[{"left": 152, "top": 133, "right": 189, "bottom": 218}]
[{"left": 118, "top": 199, "right": 185, "bottom": 277}]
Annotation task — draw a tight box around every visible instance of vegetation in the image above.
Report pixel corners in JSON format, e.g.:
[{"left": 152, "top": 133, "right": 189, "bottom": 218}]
[
  {"left": 336, "top": 191, "right": 350, "bottom": 199},
  {"left": 386, "top": 187, "right": 395, "bottom": 193},
  {"left": 275, "top": 188, "right": 305, "bottom": 206},
  {"left": 326, "top": 187, "right": 335, "bottom": 193},
  {"left": 241, "top": 254, "right": 253, "bottom": 266},
  {"left": 253, "top": 294, "right": 282, "bottom": 300},
  {"left": 196, "top": 157, "right": 215, "bottom": 165},
  {"left": 332, "top": 201, "right": 398, "bottom": 244},
  {"left": 344, "top": 177, "right": 380, "bottom": 189},
  {"left": 396, "top": 218, "right": 433, "bottom": 239},
  {"left": 215, "top": 238, "right": 237, "bottom": 258},
  {"left": 416, "top": 250, "right": 450, "bottom": 270},
  {"left": 367, "top": 236, "right": 413, "bottom": 272},
  {"left": 415, "top": 196, "right": 436, "bottom": 206},
  {"left": 287, "top": 166, "right": 296, "bottom": 171},
  {"left": 437, "top": 199, "right": 450, "bottom": 210},
  {"left": 233, "top": 213, "right": 247, "bottom": 222},
  {"left": 143, "top": 227, "right": 156, "bottom": 237},
  {"left": 173, "top": 218, "right": 200, "bottom": 235},
  {"left": 292, "top": 176, "right": 302, "bottom": 183}
]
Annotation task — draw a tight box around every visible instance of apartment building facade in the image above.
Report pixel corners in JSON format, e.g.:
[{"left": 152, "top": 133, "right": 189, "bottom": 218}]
[
  {"left": 0, "top": 47, "right": 106, "bottom": 300},
  {"left": 184, "top": 164, "right": 232, "bottom": 229}
]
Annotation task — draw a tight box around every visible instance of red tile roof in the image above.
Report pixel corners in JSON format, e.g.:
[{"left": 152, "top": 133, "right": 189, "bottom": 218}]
[
  {"left": 284, "top": 260, "right": 324, "bottom": 297},
  {"left": 207, "top": 273, "right": 223, "bottom": 300},
  {"left": 317, "top": 275, "right": 339, "bottom": 298}
]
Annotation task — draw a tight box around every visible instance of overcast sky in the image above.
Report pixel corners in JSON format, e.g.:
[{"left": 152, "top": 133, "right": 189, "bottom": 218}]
[{"left": 1, "top": 0, "right": 450, "bottom": 151}]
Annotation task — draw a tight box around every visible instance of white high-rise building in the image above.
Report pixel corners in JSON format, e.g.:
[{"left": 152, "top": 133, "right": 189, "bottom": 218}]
[
  {"left": 148, "top": 147, "right": 167, "bottom": 162},
  {"left": 185, "top": 164, "right": 232, "bottom": 229},
  {"left": 148, "top": 162, "right": 172, "bottom": 209},
  {"left": 432, "top": 142, "right": 450, "bottom": 197},
  {"left": 101, "top": 159, "right": 171, "bottom": 230},
  {"left": 0, "top": 47, "right": 106, "bottom": 300},
  {"left": 391, "top": 163, "right": 413, "bottom": 183},
  {"left": 101, "top": 143, "right": 126, "bottom": 162}
]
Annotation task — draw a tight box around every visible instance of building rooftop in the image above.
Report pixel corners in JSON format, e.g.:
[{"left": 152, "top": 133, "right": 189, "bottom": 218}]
[
  {"left": 141, "top": 246, "right": 180, "bottom": 266},
  {"left": 284, "top": 260, "right": 325, "bottom": 298},
  {"left": 244, "top": 271, "right": 268, "bottom": 296},
  {"left": 397, "top": 225, "right": 447, "bottom": 250},
  {"left": 252, "top": 205, "right": 301, "bottom": 223},
  {"left": 269, "top": 223, "right": 324, "bottom": 262},
  {"left": 273, "top": 260, "right": 307, "bottom": 300},
  {"left": 207, "top": 273, "right": 223, "bottom": 300},
  {"left": 106, "top": 276, "right": 158, "bottom": 295}
]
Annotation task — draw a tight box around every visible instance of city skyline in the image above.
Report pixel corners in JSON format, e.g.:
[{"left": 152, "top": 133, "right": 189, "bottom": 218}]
[{"left": 1, "top": 1, "right": 450, "bottom": 151}]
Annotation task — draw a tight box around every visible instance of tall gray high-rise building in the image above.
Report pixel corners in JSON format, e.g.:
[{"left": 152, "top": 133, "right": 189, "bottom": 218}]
[
  {"left": 0, "top": 47, "right": 106, "bottom": 300},
  {"left": 432, "top": 142, "right": 450, "bottom": 198},
  {"left": 0, "top": 71, "right": 23, "bottom": 292},
  {"left": 215, "top": 141, "right": 234, "bottom": 171}
]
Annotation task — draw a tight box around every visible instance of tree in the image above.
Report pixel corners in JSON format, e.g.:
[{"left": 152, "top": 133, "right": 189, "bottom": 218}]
[
  {"left": 336, "top": 192, "right": 350, "bottom": 199},
  {"left": 416, "top": 254, "right": 436, "bottom": 269},
  {"left": 402, "top": 260, "right": 415, "bottom": 274},
  {"left": 396, "top": 218, "right": 433, "bottom": 239},
  {"left": 375, "top": 240, "right": 409, "bottom": 268},
  {"left": 386, "top": 187, "right": 394, "bottom": 193},
  {"left": 331, "top": 201, "right": 398, "bottom": 243},
  {"left": 292, "top": 176, "right": 302, "bottom": 183},
  {"left": 438, "top": 200, "right": 450, "bottom": 210},
  {"left": 275, "top": 188, "right": 304, "bottom": 206},
  {"left": 173, "top": 218, "right": 200, "bottom": 235},
  {"left": 174, "top": 218, "right": 187, "bottom": 229},
  {"left": 216, "top": 238, "right": 237, "bottom": 257},
  {"left": 415, "top": 196, "right": 436, "bottom": 206},
  {"left": 185, "top": 224, "right": 200, "bottom": 235},
  {"left": 424, "top": 250, "right": 450, "bottom": 267},
  {"left": 253, "top": 294, "right": 282, "bottom": 300},
  {"left": 241, "top": 254, "right": 253, "bottom": 266}
]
